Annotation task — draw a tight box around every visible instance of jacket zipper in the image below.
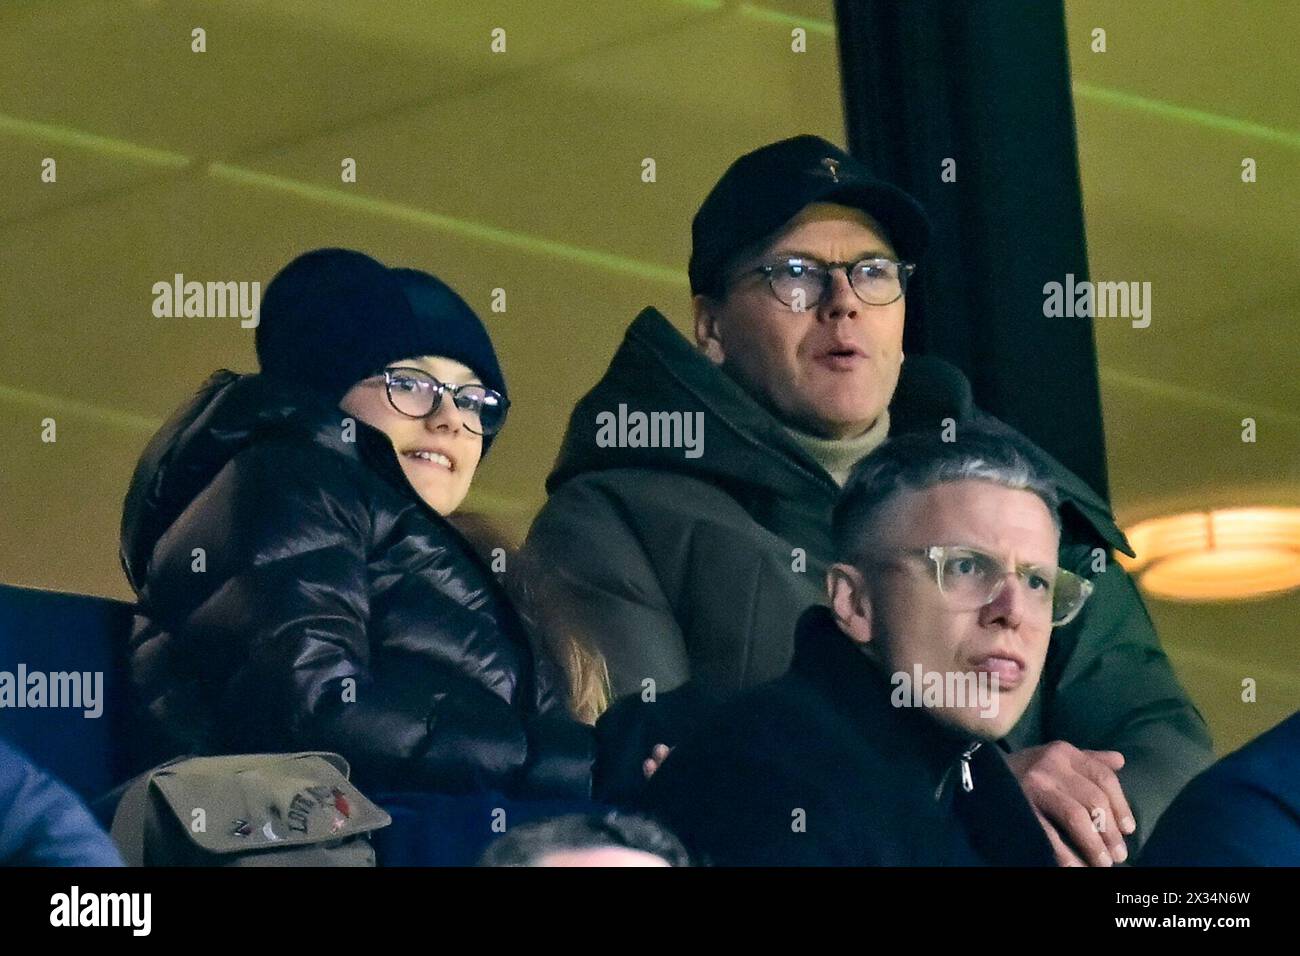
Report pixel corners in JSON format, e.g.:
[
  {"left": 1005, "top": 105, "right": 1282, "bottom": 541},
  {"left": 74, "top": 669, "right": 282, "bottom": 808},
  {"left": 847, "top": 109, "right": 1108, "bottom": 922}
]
[
  {"left": 934, "top": 742, "right": 983, "bottom": 800},
  {"left": 959, "top": 742, "right": 981, "bottom": 792}
]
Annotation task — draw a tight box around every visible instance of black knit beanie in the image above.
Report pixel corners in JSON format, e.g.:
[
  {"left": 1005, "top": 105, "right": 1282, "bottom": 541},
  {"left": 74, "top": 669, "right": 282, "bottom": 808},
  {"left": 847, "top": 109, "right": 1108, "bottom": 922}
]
[{"left": 255, "top": 248, "right": 507, "bottom": 451}]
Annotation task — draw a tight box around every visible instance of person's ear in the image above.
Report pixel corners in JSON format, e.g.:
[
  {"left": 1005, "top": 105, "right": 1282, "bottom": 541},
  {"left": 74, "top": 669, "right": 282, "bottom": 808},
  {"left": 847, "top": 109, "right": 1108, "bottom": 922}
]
[
  {"left": 826, "top": 562, "right": 873, "bottom": 647},
  {"left": 692, "top": 294, "right": 726, "bottom": 366}
]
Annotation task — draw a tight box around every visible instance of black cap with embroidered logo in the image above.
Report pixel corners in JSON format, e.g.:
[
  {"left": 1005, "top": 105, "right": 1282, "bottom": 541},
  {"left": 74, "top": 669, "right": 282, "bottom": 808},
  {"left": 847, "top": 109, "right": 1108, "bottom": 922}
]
[{"left": 688, "top": 134, "right": 930, "bottom": 295}]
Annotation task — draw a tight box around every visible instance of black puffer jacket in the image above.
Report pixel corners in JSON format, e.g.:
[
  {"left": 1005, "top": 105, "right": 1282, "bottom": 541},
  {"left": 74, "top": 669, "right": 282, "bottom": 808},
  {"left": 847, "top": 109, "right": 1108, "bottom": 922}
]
[{"left": 120, "top": 370, "right": 593, "bottom": 798}]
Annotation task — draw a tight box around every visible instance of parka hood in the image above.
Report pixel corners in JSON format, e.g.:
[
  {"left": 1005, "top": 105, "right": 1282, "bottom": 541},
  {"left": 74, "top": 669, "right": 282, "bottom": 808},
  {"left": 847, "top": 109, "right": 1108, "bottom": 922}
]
[
  {"left": 119, "top": 370, "right": 402, "bottom": 593},
  {"left": 547, "top": 308, "right": 1132, "bottom": 558}
]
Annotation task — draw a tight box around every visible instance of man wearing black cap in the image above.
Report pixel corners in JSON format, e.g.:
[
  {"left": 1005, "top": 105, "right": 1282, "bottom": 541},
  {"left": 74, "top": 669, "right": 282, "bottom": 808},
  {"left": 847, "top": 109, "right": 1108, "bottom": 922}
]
[{"left": 526, "top": 135, "right": 1212, "bottom": 864}]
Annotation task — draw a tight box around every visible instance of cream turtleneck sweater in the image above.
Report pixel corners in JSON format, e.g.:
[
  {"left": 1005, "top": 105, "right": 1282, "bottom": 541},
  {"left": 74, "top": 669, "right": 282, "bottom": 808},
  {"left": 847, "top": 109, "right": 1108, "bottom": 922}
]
[{"left": 784, "top": 409, "right": 891, "bottom": 487}]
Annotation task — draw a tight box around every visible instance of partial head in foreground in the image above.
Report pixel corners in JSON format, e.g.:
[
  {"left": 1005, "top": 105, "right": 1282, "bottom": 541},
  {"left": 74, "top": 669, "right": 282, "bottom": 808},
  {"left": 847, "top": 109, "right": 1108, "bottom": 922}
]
[{"left": 478, "top": 812, "right": 690, "bottom": 867}]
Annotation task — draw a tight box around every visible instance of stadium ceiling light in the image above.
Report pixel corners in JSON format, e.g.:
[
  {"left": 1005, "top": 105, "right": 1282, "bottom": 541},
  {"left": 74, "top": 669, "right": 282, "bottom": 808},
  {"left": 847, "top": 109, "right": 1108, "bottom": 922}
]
[{"left": 1118, "top": 508, "right": 1300, "bottom": 602}]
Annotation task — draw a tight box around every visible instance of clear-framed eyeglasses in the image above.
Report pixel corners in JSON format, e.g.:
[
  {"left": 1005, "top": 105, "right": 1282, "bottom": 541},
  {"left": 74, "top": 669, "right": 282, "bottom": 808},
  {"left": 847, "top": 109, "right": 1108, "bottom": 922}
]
[{"left": 872, "top": 545, "right": 1093, "bottom": 628}]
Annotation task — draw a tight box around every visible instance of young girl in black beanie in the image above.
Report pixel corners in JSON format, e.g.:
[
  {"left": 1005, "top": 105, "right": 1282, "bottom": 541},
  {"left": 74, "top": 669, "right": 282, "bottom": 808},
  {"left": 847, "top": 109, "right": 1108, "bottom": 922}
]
[{"left": 120, "top": 248, "right": 594, "bottom": 800}]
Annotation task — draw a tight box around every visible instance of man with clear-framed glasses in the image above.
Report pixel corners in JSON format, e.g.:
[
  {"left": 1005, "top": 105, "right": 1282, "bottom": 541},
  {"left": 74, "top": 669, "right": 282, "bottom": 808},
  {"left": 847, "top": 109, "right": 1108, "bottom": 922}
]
[
  {"left": 640, "top": 429, "right": 1090, "bottom": 865},
  {"left": 529, "top": 135, "right": 1211, "bottom": 862}
]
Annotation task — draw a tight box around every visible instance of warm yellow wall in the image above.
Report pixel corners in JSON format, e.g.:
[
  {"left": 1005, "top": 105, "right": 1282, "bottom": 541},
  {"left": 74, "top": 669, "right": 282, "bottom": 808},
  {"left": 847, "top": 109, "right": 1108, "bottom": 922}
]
[
  {"left": 1066, "top": 2, "right": 1300, "bottom": 753},
  {"left": 0, "top": 0, "right": 845, "bottom": 598},
  {"left": 1, "top": 1, "right": 1294, "bottom": 755}
]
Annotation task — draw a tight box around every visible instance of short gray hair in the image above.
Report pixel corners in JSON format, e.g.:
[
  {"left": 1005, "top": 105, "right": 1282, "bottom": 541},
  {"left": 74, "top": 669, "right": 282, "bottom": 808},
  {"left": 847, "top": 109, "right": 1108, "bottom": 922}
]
[
  {"left": 477, "top": 812, "right": 691, "bottom": 867},
  {"left": 833, "top": 425, "right": 1060, "bottom": 563}
]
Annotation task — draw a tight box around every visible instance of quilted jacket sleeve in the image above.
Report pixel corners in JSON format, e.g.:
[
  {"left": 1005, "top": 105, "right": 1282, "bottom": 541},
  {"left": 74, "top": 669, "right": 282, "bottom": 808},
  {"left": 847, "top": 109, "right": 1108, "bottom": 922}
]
[{"left": 135, "top": 439, "right": 590, "bottom": 797}]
